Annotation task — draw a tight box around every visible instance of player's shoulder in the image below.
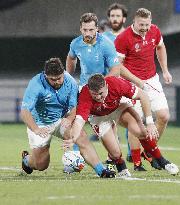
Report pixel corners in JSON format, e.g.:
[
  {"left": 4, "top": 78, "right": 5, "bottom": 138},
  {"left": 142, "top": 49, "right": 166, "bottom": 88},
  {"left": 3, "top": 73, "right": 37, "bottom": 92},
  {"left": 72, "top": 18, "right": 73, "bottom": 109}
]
[
  {"left": 64, "top": 71, "right": 77, "bottom": 85},
  {"left": 150, "top": 24, "right": 160, "bottom": 30},
  {"left": 70, "top": 35, "right": 83, "bottom": 46},
  {"left": 106, "top": 76, "right": 128, "bottom": 85},
  {"left": 105, "top": 76, "right": 120, "bottom": 85},
  {"left": 29, "top": 73, "right": 42, "bottom": 85},
  {"left": 98, "top": 33, "right": 115, "bottom": 49},
  {"left": 150, "top": 24, "right": 161, "bottom": 33},
  {"left": 26, "top": 73, "right": 44, "bottom": 92},
  {"left": 116, "top": 26, "right": 131, "bottom": 39},
  {"left": 102, "top": 30, "right": 112, "bottom": 37}
]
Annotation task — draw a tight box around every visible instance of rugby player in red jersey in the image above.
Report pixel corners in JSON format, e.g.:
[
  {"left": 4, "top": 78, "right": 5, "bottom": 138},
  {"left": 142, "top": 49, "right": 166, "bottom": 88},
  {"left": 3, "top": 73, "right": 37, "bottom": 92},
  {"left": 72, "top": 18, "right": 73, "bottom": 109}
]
[
  {"left": 63, "top": 74, "right": 179, "bottom": 176},
  {"left": 115, "top": 8, "right": 173, "bottom": 170}
]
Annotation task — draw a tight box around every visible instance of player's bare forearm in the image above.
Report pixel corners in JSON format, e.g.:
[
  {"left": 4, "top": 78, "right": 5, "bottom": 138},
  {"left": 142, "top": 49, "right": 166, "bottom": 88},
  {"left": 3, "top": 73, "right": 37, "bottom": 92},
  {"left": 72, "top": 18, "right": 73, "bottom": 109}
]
[
  {"left": 70, "top": 117, "right": 85, "bottom": 142},
  {"left": 107, "top": 65, "right": 120, "bottom": 76},
  {"left": 65, "top": 107, "right": 76, "bottom": 124},
  {"left": 66, "top": 55, "right": 77, "bottom": 74},
  {"left": 119, "top": 64, "right": 144, "bottom": 88},
  {"left": 156, "top": 43, "right": 168, "bottom": 73},
  {"left": 134, "top": 89, "right": 152, "bottom": 118},
  {"left": 20, "top": 109, "right": 39, "bottom": 131},
  {"left": 63, "top": 117, "right": 85, "bottom": 149}
]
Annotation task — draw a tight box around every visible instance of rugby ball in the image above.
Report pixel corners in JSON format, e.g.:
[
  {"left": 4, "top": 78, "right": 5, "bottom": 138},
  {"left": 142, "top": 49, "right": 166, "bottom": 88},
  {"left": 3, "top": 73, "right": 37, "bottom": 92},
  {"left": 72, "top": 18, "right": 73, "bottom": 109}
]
[{"left": 62, "top": 151, "right": 85, "bottom": 174}]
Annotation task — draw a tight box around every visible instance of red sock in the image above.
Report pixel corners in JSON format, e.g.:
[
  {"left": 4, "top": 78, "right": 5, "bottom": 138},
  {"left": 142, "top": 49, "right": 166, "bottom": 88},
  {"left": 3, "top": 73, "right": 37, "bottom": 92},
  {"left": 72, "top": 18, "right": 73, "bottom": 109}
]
[
  {"left": 131, "top": 149, "right": 141, "bottom": 166},
  {"left": 139, "top": 138, "right": 161, "bottom": 159}
]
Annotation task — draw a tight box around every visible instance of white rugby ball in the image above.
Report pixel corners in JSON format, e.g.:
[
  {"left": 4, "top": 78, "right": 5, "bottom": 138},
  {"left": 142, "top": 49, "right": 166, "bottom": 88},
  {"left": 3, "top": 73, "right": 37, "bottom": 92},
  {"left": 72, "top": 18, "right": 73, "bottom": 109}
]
[{"left": 62, "top": 151, "right": 85, "bottom": 174}]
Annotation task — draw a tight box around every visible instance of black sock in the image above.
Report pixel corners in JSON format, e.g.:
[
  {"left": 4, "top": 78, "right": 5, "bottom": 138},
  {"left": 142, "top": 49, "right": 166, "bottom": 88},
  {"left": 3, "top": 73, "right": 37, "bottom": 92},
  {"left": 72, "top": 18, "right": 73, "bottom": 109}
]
[
  {"left": 115, "top": 160, "right": 127, "bottom": 172},
  {"left": 156, "top": 156, "right": 170, "bottom": 169}
]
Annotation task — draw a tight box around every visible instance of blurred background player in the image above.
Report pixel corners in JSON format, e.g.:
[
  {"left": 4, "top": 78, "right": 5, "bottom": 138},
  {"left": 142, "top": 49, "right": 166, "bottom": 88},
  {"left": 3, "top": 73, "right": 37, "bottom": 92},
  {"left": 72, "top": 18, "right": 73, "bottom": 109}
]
[
  {"left": 102, "top": 2, "right": 133, "bottom": 164},
  {"left": 115, "top": 8, "right": 173, "bottom": 170},
  {"left": 103, "top": 3, "right": 128, "bottom": 42},
  {"left": 63, "top": 74, "right": 179, "bottom": 176},
  {"left": 98, "top": 19, "right": 110, "bottom": 33}
]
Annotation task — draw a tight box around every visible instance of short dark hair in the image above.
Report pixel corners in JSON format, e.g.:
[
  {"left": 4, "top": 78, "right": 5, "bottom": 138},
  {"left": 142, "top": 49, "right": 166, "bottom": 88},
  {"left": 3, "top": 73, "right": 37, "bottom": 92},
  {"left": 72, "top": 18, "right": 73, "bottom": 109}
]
[
  {"left": 135, "top": 8, "right": 152, "bottom": 19},
  {"left": 80, "top": 13, "right": 98, "bottom": 27},
  {"left": 44, "top": 57, "right": 64, "bottom": 76},
  {"left": 107, "top": 3, "right": 128, "bottom": 18},
  {"left": 88, "top": 74, "right": 105, "bottom": 92}
]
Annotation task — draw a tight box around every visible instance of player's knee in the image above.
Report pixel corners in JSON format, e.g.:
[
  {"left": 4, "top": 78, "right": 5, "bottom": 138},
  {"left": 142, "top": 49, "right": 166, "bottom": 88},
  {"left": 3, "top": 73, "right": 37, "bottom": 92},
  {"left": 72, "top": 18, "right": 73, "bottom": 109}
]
[
  {"left": 157, "top": 112, "right": 170, "bottom": 124},
  {"left": 35, "top": 159, "right": 49, "bottom": 171}
]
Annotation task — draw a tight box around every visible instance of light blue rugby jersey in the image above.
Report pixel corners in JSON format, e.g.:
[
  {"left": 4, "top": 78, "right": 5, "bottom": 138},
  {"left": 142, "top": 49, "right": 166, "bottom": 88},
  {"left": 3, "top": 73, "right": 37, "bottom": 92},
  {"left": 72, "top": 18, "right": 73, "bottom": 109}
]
[
  {"left": 102, "top": 30, "right": 117, "bottom": 44},
  {"left": 21, "top": 71, "right": 78, "bottom": 125},
  {"left": 69, "top": 32, "right": 119, "bottom": 86}
]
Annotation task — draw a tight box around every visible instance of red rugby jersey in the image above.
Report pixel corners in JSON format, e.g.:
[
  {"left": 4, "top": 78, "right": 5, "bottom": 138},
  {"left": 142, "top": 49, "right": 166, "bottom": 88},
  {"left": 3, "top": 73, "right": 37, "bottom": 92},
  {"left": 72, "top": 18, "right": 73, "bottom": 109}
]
[
  {"left": 115, "top": 24, "right": 162, "bottom": 80},
  {"left": 76, "top": 76, "right": 137, "bottom": 121}
]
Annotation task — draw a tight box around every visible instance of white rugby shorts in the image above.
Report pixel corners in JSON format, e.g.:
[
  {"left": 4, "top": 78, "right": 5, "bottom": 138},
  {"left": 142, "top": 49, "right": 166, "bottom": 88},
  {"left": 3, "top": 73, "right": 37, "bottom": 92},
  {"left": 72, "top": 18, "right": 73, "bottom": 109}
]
[
  {"left": 27, "top": 118, "right": 64, "bottom": 149},
  {"left": 133, "top": 73, "right": 169, "bottom": 118},
  {"left": 89, "top": 102, "right": 131, "bottom": 138}
]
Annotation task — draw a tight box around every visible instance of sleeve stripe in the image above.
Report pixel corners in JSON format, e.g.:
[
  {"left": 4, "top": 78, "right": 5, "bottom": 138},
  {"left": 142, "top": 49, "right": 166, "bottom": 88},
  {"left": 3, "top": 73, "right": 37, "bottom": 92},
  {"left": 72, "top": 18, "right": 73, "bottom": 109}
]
[
  {"left": 158, "top": 37, "right": 163, "bottom": 46},
  {"left": 132, "top": 86, "right": 139, "bottom": 99}
]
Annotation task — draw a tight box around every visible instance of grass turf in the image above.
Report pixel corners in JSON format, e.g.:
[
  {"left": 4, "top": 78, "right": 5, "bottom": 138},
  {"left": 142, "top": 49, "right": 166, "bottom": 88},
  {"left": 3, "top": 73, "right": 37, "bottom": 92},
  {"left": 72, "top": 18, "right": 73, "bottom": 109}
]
[{"left": 0, "top": 123, "right": 180, "bottom": 205}]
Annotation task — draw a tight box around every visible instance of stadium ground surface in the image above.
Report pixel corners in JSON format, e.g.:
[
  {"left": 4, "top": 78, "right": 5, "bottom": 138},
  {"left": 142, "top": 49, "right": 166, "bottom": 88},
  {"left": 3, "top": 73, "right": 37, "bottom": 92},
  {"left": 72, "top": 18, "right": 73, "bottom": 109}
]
[{"left": 0, "top": 124, "right": 180, "bottom": 205}]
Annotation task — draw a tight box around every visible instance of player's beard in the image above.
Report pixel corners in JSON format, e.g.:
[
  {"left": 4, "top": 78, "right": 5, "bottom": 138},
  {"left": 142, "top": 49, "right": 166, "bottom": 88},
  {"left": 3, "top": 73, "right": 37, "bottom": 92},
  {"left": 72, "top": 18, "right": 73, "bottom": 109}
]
[
  {"left": 53, "top": 83, "right": 62, "bottom": 90},
  {"left": 139, "top": 29, "right": 148, "bottom": 37},
  {"left": 83, "top": 34, "right": 96, "bottom": 44},
  {"left": 110, "top": 20, "right": 124, "bottom": 32}
]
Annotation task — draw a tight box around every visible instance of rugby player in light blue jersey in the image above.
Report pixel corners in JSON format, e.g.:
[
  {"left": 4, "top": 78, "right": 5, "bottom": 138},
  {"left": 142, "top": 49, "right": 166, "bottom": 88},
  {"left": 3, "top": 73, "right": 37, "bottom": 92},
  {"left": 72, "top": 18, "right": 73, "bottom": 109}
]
[
  {"left": 66, "top": 12, "right": 144, "bottom": 154},
  {"left": 20, "top": 57, "right": 78, "bottom": 174},
  {"left": 20, "top": 57, "right": 116, "bottom": 178},
  {"left": 66, "top": 13, "right": 119, "bottom": 89}
]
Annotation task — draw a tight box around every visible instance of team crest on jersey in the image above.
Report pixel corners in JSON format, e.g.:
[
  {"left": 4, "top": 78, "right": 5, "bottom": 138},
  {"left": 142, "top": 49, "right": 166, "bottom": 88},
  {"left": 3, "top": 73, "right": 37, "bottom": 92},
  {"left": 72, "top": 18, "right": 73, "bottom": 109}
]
[
  {"left": 152, "top": 38, "right": 155, "bottom": 45},
  {"left": 44, "top": 94, "right": 51, "bottom": 102},
  {"left": 135, "top": 43, "right": 141, "bottom": 52}
]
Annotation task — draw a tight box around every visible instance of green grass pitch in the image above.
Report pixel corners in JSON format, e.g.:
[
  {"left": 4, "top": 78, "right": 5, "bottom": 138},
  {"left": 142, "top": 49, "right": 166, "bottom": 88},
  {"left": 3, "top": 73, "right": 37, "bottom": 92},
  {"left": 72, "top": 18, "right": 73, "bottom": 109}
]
[{"left": 0, "top": 123, "right": 180, "bottom": 205}]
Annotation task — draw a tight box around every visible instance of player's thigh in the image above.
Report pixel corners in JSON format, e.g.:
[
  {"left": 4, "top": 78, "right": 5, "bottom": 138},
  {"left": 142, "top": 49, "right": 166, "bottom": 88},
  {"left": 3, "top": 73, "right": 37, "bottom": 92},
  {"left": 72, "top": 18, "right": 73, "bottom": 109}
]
[
  {"left": 119, "top": 109, "right": 142, "bottom": 137},
  {"left": 151, "top": 93, "right": 169, "bottom": 118}
]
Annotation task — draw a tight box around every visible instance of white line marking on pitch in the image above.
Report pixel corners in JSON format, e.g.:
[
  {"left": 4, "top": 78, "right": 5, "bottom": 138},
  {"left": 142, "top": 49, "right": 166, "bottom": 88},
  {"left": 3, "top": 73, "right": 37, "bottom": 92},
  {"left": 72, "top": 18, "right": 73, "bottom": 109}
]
[
  {"left": 117, "top": 177, "right": 180, "bottom": 184},
  {"left": 129, "top": 195, "right": 179, "bottom": 199},
  {"left": 0, "top": 166, "right": 21, "bottom": 171}
]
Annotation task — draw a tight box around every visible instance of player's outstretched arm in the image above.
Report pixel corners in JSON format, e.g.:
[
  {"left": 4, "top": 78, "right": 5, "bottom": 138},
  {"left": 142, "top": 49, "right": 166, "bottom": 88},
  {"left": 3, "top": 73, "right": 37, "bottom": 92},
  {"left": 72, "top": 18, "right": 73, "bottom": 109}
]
[
  {"left": 119, "top": 63, "right": 144, "bottom": 89},
  {"left": 63, "top": 117, "right": 85, "bottom": 149},
  {"left": 134, "top": 89, "right": 159, "bottom": 140},
  {"left": 156, "top": 43, "right": 172, "bottom": 84},
  {"left": 20, "top": 109, "right": 50, "bottom": 138}
]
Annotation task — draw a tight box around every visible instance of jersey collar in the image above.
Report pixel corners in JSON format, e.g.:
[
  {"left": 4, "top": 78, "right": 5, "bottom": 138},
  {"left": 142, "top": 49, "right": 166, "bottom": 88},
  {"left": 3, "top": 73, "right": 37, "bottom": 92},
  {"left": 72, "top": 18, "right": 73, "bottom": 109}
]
[{"left": 131, "top": 24, "right": 146, "bottom": 40}]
